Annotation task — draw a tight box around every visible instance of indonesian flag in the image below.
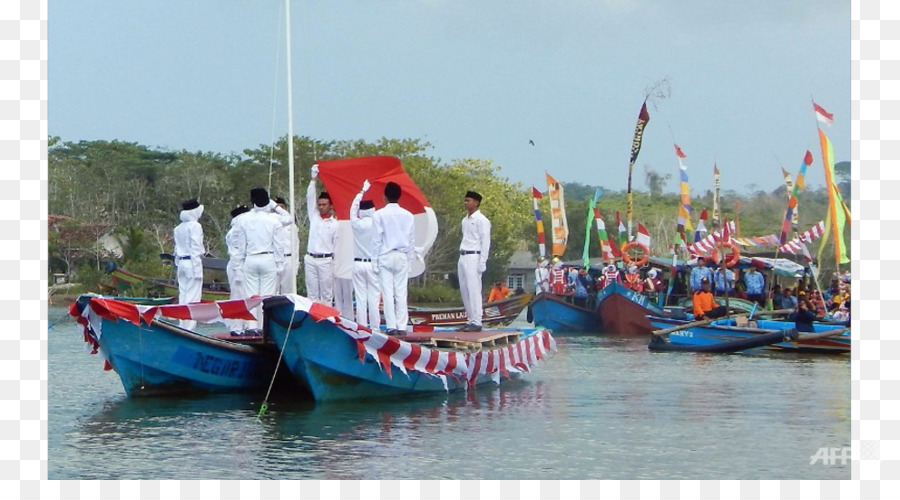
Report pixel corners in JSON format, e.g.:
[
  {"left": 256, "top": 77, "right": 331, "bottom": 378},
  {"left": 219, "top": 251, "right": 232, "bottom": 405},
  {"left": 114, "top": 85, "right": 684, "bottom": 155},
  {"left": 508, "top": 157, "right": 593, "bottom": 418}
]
[
  {"left": 722, "top": 216, "right": 731, "bottom": 244},
  {"left": 813, "top": 101, "right": 834, "bottom": 126},
  {"left": 316, "top": 156, "right": 438, "bottom": 279},
  {"left": 636, "top": 222, "right": 651, "bottom": 248},
  {"left": 616, "top": 211, "right": 627, "bottom": 249},
  {"left": 696, "top": 208, "right": 708, "bottom": 234}
]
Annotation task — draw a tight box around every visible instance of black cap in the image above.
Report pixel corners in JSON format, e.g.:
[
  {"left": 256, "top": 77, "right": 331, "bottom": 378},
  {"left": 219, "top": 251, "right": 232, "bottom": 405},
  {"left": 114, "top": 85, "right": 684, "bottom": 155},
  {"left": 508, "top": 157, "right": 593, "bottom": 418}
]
[
  {"left": 182, "top": 198, "right": 200, "bottom": 211},
  {"left": 465, "top": 191, "right": 482, "bottom": 202},
  {"left": 359, "top": 200, "right": 375, "bottom": 210},
  {"left": 274, "top": 196, "right": 287, "bottom": 205},
  {"left": 250, "top": 187, "right": 269, "bottom": 207},
  {"left": 230, "top": 205, "right": 250, "bottom": 218},
  {"left": 384, "top": 182, "right": 401, "bottom": 201}
]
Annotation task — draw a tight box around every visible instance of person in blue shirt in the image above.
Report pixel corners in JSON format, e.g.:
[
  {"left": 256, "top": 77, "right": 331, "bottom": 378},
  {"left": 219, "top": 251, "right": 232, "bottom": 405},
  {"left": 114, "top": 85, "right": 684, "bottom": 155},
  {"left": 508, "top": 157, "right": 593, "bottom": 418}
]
[
  {"left": 689, "top": 256, "right": 714, "bottom": 293},
  {"left": 743, "top": 266, "right": 766, "bottom": 306},
  {"left": 713, "top": 266, "right": 735, "bottom": 297}
]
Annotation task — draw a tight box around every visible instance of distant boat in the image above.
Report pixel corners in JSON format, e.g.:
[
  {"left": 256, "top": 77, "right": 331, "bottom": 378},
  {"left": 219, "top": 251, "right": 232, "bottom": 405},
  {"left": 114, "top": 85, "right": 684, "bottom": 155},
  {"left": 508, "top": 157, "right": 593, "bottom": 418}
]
[
  {"left": 69, "top": 294, "right": 291, "bottom": 397},
  {"left": 104, "top": 265, "right": 230, "bottom": 302},
  {"left": 647, "top": 316, "right": 850, "bottom": 355},
  {"left": 595, "top": 282, "right": 671, "bottom": 335},
  {"left": 527, "top": 292, "right": 599, "bottom": 333},
  {"left": 405, "top": 293, "right": 532, "bottom": 329},
  {"left": 262, "top": 295, "right": 556, "bottom": 402}
]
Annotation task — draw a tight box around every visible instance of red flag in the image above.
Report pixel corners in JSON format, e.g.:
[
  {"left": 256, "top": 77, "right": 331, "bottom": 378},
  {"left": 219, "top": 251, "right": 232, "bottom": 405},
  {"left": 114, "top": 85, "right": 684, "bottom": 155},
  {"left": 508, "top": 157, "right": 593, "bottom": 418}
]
[
  {"left": 532, "top": 186, "right": 543, "bottom": 199},
  {"left": 674, "top": 144, "right": 686, "bottom": 159},
  {"left": 722, "top": 216, "right": 731, "bottom": 243}
]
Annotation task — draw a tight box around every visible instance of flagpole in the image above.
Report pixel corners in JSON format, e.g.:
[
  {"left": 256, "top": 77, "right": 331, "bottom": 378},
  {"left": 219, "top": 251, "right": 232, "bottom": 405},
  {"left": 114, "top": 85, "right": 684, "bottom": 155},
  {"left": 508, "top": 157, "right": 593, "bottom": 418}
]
[{"left": 285, "top": 0, "right": 296, "bottom": 216}]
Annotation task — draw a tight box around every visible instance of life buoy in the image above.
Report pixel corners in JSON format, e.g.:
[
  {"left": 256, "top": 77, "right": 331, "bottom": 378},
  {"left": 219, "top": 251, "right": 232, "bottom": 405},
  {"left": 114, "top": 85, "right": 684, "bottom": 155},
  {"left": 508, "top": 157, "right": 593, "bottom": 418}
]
[
  {"left": 708, "top": 241, "right": 741, "bottom": 268},
  {"left": 622, "top": 242, "right": 649, "bottom": 267}
]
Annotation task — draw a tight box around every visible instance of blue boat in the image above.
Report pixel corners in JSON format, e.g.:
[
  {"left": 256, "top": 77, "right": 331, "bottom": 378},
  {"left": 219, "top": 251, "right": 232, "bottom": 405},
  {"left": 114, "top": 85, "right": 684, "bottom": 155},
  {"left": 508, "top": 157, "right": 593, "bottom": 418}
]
[
  {"left": 70, "top": 294, "right": 285, "bottom": 397},
  {"left": 647, "top": 315, "right": 850, "bottom": 354},
  {"left": 526, "top": 292, "right": 599, "bottom": 333},
  {"left": 262, "top": 295, "right": 557, "bottom": 402}
]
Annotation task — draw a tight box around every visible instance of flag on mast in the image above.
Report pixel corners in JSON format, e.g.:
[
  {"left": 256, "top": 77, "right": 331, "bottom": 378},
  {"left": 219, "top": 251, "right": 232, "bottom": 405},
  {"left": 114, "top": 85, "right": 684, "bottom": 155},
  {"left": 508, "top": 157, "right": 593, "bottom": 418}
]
[
  {"left": 636, "top": 222, "right": 651, "bottom": 249},
  {"left": 712, "top": 164, "right": 721, "bottom": 227},
  {"left": 546, "top": 172, "right": 569, "bottom": 257},
  {"left": 626, "top": 101, "right": 650, "bottom": 239},
  {"left": 532, "top": 186, "right": 546, "bottom": 258},
  {"left": 813, "top": 101, "right": 834, "bottom": 126},
  {"left": 816, "top": 124, "right": 849, "bottom": 267}
]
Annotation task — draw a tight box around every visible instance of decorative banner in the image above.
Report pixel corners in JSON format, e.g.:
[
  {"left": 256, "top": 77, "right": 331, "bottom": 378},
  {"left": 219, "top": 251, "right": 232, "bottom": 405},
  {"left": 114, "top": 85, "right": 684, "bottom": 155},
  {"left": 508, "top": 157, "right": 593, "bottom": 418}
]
[
  {"left": 780, "top": 221, "right": 826, "bottom": 254},
  {"left": 686, "top": 220, "right": 737, "bottom": 256},
  {"left": 636, "top": 222, "right": 652, "bottom": 249},
  {"left": 780, "top": 151, "right": 813, "bottom": 244},
  {"left": 582, "top": 190, "right": 603, "bottom": 268},
  {"left": 712, "top": 164, "right": 721, "bottom": 227},
  {"left": 626, "top": 101, "right": 650, "bottom": 238},
  {"left": 616, "top": 211, "right": 628, "bottom": 250},
  {"left": 813, "top": 101, "right": 834, "bottom": 126},
  {"left": 674, "top": 143, "right": 694, "bottom": 234},
  {"left": 532, "top": 186, "right": 546, "bottom": 258},
  {"left": 546, "top": 172, "right": 569, "bottom": 257},
  {"left": 816, "top": 126, "right": 849, "bottom": 267},
  {"left": 593, "top": 206, "right": 616, "bottom": 262}
]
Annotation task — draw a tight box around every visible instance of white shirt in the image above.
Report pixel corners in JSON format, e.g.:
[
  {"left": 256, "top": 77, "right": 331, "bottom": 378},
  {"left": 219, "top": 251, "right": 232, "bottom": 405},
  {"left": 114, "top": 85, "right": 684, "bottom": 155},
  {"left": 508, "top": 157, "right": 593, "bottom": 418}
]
[
  {"left": 350, "top": 191, "right": 376, "bottom": 260},
  {"left": 173, "top": 205, "right": 205, "bottom": 258},
  {"left": 460, "top": 209, "right": 491, "bottom": 268},
  {"left": 235, "top": 206, "right": 284, "bottom": 263},
  {"left": 225, "top": 213, "right": 247, "bottom": 265},
  {"left": 372, "top": 202, "right": 415, "bottom": 262},
  {"left": 272, "top": 205, "right": 297, "bottom": 258},
  {"left": 306, "top": 180, "right": 338, "bottom": 254}
]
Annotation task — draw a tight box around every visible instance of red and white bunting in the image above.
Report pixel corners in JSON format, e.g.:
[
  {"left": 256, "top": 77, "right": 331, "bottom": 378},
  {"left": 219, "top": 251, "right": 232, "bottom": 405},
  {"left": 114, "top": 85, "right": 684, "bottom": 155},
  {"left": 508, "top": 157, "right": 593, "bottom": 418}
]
[
  {"left": 686, "top": 220, "right": 736, "bottom": 256},
  {"left": 778, "top": 221, "right": 826, "bottom": 254}
]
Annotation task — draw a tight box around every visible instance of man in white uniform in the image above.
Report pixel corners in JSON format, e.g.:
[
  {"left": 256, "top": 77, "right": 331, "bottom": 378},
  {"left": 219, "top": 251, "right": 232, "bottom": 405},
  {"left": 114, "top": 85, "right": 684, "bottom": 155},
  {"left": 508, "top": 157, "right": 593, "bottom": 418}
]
[
  {"left": 173, "top": 198, "right": 205, "bottom": 330},
  {"left": 372, "top": 181, "right": 416, "bottom": 336},
  {"left": 350, "top": 179, "right": 381, "bottom": 330},
  {"left": 458, "top": 191, "right": 491, "bottom": 332},
  {"left": 305, "top": 165, "right": 339, "bottom": 305},
  {"left": 225, "top": 204, "right": 250, "bottom": 334},
  {"left": 273, "top": 196, "right": 299, "bottom": 295},
  {"left": 237, "top": 188, "right": 284, "bottom": 330}
]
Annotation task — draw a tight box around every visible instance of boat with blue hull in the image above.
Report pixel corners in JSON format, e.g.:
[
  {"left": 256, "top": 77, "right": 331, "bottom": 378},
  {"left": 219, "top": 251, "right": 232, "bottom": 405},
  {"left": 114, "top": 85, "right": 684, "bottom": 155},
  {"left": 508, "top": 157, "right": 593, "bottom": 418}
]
[
  {"left": 527, "top": 292, "right": 599, "bottom": 333},
  {"left": 70, "top": 294, "right": 288, "bottom": 397},
  {"left": 595, "top": 282, "right": 670, "bottom": 335},
  {"left": 262, "top": 295, "right": 556, "bottom": 402},
  {"left": 647, "top": 316, "right": 850, "bottom": 354}
]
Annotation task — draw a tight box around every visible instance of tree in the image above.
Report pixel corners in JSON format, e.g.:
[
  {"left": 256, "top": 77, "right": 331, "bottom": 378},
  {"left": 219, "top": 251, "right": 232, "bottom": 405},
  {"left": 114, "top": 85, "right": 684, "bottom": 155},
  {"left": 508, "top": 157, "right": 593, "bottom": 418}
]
[{"left": 643, "top": 165, "right": 671, "bottom": 199}]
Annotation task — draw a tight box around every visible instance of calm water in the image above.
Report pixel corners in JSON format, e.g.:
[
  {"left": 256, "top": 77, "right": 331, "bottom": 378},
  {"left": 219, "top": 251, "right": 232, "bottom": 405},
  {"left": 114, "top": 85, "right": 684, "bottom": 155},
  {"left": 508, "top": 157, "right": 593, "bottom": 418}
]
[{"left": 49, "top": 306, "right": 850, "bottom": 480}]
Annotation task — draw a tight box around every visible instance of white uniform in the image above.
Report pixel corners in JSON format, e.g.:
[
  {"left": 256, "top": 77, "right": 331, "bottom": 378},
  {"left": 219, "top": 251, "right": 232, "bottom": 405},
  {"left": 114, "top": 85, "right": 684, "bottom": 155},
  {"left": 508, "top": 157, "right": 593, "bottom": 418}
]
[
  {"left": 350, "top": 192, "right": 380, "bottom": 330},
  {"left": 173, "top": 204, "right": 205, "bottom": 330},
  {"left": 273, "top": 205, "right": 298, "bottom": 295},
  {"left": 373, "top": 202, "right": 416, "bottom": 332},
  {"left": 304, "top": 180, "right": 339, "bottom": 304},
  {"left": 458, "top": 209, "right": 491, "bottom": 327},
  {"left": 236, "top": 205, "right": 284, "bottom": 329},
  {"left": 225, "top": 212, "right": 248, "bottom": 332}
]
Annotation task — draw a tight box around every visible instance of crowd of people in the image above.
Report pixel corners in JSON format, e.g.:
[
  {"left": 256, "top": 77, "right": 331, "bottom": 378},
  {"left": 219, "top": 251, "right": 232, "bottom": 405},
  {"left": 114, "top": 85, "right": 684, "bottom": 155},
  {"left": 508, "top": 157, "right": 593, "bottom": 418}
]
[{"left": 173, "top": 166, "right": 492, "bottom": 336}]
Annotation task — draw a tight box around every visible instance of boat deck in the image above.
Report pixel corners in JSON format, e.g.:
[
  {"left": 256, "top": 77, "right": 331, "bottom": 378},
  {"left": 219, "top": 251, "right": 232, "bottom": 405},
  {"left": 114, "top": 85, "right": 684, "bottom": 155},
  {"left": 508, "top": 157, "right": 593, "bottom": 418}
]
[{"left": 404, "top": 329, "right": 522, "bottom": 351}]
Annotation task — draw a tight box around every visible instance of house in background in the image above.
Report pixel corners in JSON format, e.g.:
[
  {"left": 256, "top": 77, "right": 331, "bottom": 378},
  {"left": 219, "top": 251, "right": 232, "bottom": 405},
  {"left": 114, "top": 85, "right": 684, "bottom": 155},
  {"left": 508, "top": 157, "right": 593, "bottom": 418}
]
[{"left": 504, "top": 250, "right": 537, "bottom": 294}]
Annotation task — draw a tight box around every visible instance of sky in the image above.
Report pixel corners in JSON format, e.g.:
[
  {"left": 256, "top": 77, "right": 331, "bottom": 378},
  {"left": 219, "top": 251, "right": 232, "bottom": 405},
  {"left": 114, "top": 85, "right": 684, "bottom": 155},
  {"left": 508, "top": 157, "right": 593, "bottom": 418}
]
[{"left": 51, "top": 1, "right": 850, "bottom": 195}]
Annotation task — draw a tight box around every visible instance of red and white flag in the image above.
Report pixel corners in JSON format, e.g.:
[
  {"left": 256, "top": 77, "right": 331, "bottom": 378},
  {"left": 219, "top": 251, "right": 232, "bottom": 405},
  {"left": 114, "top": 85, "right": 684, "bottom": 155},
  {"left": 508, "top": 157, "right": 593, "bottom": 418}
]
[
  {"left": 636, "top": 222, "right": 651, "bottom": 248},
  {"left": 813, "top": 102, "right": 834, "bottom": 126}
]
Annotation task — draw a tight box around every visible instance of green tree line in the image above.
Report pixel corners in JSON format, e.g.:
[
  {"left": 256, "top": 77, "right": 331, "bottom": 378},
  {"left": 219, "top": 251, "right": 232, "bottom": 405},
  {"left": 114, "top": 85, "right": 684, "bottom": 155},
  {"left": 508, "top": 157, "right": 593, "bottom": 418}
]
[{"left": 49, "top": 135, "right": 851, "bottom": 294}]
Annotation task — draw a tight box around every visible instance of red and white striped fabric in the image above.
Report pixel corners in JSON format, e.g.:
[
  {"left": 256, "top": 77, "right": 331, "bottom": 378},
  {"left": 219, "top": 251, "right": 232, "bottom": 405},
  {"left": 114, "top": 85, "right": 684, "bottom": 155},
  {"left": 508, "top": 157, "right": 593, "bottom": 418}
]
[
  {"left": 329, "top": 314, "right": 556, "bottom": 390},
  {"left": 686, "top": 220, "right": 736, "bottom": 256},
  {"left": 779, "top": 221, "right": 826, "bottom": 254}
]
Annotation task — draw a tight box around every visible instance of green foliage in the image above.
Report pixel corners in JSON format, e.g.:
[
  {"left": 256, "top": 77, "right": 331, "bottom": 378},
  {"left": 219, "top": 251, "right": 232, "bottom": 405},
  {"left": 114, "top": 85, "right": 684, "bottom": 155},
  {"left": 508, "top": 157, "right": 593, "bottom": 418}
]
[{"left": 408, "top": 281, "right": 460, "bottom": 304}]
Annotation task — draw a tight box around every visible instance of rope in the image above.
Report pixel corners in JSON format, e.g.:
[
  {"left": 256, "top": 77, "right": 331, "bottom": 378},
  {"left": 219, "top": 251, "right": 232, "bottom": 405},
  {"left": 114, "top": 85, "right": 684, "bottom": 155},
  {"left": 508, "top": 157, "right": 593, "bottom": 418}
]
[
  {"left": 48, "top": 311, "right": 72, "bottom": 330},
  {"left": 257, "top": 305, "right": 299, "bottom": 420}
]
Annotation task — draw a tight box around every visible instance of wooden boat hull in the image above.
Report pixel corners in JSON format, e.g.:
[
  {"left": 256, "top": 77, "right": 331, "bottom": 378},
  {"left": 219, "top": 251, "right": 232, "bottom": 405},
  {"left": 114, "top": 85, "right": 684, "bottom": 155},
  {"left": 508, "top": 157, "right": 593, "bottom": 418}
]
[
  {"left": 647, "top": 316, "right": 850, "bottom": 354},
  {"left": 405, "top": 293, "right": 532, "bottom": 328},
  {"left": 262, "top": 295, "right": 556, "bottom": 402},
  {"left": 71, "top": 295, "right": 279, "bottom": 397},
  {"left": 595, "top": 282, "right": 668, "bottom": 335},
  {"left": 649, "top": 328, "right": 796, "bottom": 353},
  {"left": 526, "top": 292, "right": 599, "bottom": 333}
]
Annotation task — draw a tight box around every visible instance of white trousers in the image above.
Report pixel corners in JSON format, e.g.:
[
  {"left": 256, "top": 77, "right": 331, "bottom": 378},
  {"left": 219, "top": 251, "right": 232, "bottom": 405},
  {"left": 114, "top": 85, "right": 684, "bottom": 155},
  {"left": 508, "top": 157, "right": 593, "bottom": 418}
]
[
  {"left": 379, "top": 251, "right": 410, "bottom": 331},
  {"left": 304, "top": 254, "right": 334, "bottom": 305},
  {"left": 352, "top": 260, "right": 381, "bottom": 330},
  {"left": 226, "top": 261, "right": 247, "bottom": 333},
  {"left": 458, "top": 254, "right": 483, "bottom": 326},
  {"left": 177, "top": 257, "right": 203, "bottom": 330},
  {"left": 334, "top": 277, "right": 353, "bottom": 319},
  {"left": 244, "top": 253, "right": 277, "bottom": 329},
  {"left": 277, "top": 254, "right": 298, "bottom": 295}
]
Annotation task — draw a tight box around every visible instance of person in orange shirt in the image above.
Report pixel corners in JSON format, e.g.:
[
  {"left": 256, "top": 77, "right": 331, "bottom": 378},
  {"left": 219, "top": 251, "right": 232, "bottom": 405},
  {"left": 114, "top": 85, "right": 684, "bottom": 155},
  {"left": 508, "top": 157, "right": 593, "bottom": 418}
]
[
  {"left": 692, "top": 278, "right": 728, "bottom": 320},
  {"left": 487, "top": 280, "right": 511, "bottom": 303}
]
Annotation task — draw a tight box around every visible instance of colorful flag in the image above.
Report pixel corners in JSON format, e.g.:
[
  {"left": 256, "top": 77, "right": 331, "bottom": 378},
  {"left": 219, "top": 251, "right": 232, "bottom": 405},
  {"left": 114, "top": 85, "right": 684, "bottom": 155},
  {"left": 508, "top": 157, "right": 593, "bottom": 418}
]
[
  {"left": 546, "top": 172, "right": 569, "bottom": 257},
  {"left": 694, "top": 208, "right": 708, "bottom": 242},
  {"left": 593, "top": 207, "right": 615, "bottom": 262},
  {"left": 626, "top": 101, "right": 651, "bottom": 239},
  {"left": 616, "top": 211, "right": 628, "bottom": 249},
  {"left": 816, "top": 128, "right": 849, "bottom": 267},
  {"left": 532, "top": 186, "right": 546, "bottom": 258},
  {"left": 813, "top": 101, "right": 834, "bottom": 126},
  {"left": 582, "top": 190, "right": 603, "bottom": 268},
  {"left": 636, "top": 223, "right": 651, "bottom": 249},
  {"left": 779, "top": 151, "right": 813, "bottom": 244}
]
